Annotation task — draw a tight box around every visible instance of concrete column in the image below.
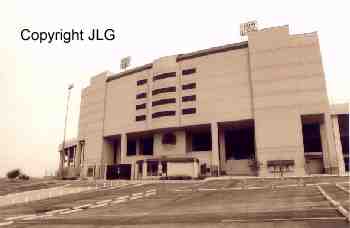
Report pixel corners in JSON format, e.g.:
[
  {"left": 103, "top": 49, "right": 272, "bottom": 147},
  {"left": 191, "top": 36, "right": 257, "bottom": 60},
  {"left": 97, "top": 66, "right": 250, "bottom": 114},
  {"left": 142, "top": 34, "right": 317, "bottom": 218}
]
[
  {"left": 59, "top": 150, "right": 64, "bottom": 175},
  {"left": 219, "top": 128, "right": 226, "bottom": 174},
  {"left": 321, "top": 114, "right": 338, "bottom": 174},
  {"left": 142, "top": 161, "right": 148, "bottom": 178},
  {"left": 332, "top": 115, "right": 345, "bottom": 175},
  {"left": 211, "top": 122, "right": 220, "bottom": 176},
  {"left": 158, "top": 161, "right": 162, "bottom": 176},
  {"left": 120, "top": 134, "right": 127, "bottom": 164}
]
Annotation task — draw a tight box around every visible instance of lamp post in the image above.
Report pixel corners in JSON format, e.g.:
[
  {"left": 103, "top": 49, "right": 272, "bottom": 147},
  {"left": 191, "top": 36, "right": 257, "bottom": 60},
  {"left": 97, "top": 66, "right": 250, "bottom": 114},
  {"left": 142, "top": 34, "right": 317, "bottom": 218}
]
[{"left": 60, "top": 84, "right": 74, "bottom": 178}]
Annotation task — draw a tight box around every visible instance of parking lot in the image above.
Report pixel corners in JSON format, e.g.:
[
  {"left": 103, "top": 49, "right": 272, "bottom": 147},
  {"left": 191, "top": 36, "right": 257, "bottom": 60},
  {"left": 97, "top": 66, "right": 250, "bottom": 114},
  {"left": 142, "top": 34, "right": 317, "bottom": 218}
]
[{"left": 0, "top": 176, "right": 349, "bottom": 227}]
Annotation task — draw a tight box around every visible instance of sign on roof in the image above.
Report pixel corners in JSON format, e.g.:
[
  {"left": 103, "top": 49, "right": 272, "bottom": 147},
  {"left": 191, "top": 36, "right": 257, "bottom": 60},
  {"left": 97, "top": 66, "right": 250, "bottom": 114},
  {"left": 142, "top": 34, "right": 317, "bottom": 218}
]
[
  {"left": 240, "top": 21, "right": 258, "bottom": 36},
  {"left": 120, "top": 56, "right": 131, "bottom": 70}
]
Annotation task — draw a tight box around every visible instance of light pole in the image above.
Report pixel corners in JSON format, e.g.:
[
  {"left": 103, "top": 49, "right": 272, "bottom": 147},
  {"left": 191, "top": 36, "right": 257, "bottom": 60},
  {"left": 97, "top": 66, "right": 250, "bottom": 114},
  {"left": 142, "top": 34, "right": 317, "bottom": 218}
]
[{"left": 60, "top": 84, "right": 74, "bottom": 178}]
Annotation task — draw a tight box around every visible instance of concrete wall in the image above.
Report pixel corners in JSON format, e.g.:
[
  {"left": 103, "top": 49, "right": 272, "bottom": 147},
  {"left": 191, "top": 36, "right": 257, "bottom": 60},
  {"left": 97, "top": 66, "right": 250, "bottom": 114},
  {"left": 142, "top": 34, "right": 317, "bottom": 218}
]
[
  {"left": 247, "top": 26, "right": 333, "bottom": 176},
  {"left": 75, "top": 24, "right": 347, "bottom": 179},
  {"left": 78, "top": 72, "right": 109, "bottom": 177},
  {"left": 167, "top": 162, "right": 199, "bottom": 178}
]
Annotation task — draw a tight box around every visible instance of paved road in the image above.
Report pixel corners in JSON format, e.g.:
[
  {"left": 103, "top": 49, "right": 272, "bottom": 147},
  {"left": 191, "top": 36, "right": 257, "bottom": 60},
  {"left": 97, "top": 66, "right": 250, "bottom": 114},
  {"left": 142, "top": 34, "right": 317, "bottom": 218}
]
[{"left": 0, "top": 177, "right": 349, "bottom": 227}]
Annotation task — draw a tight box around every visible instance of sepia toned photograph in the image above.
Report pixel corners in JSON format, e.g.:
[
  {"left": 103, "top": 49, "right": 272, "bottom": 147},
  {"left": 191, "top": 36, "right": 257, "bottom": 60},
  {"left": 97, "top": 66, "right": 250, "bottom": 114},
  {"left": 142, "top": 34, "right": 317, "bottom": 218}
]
[{"left": 0, "top": 1, "right": 349, "bottom": 227}]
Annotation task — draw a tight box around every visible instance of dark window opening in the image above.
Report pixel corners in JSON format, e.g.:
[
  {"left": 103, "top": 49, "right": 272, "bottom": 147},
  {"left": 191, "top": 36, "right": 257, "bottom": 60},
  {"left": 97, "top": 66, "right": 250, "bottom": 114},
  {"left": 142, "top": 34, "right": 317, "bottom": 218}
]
[
  {"left": 162, "top": 133, "right": 176, "bottom": 145},
  {"left": 225, "top": 127, "right": 255, "bottom": 160},
  {"left": 182, "top": 68, "right": 196, "bottom": 75},
  {"left": 182, "top": 83, "right": 196, "bottom": 90},
  {"left": 140, "top": 136, "right": 153, "bottom": 155},
  {"left": 153, "top": 72, "right": 176, "bottom": 81},
  {"left": 147, "top": 161, "right": 158, "bottom": 176},
  {"left": 137, "top": 79, "right": 147, "bottom": 86},
  {"left": 127, "top": 139, "right": 137, "bottom": 156},
  {"left": 152, "top": 111, "right": 176, "bottom": 119},
  {"left": 338, "top": 114, "right": 349, "bottom": 171},
  {"left": 182, "top": 108, "right": 196, "bottom": 115},
  {"left": 182, "top": 95, "right": 196, "bottom": 102},
  {"left": 135, "top": 115, "right": 146, "bottom": 121},
  {"left": 302, "top": 123, "right": 322, "bottom": 153},
  {"left": 87, "top": 167, "right": 94, "bottom": 177},
  {"left": 136, "top": 92, "right": 147, "bottom": 99},
  {"left": 152, "top": 86, "right": 176, "bottom": 95},
  {"left": 152, "top": 98, "right": 176, "bottom": 107},
  {"left": 136, "top": 103, "right": 146, "bottom": 110},
  {"left": 191, "top": 131, "right": 212, "bottom": 151}
]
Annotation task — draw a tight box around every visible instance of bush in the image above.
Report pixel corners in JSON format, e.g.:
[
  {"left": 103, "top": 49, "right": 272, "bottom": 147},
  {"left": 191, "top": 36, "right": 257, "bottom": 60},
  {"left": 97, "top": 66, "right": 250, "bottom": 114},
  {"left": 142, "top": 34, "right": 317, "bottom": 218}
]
[
  {"left": 18, "top": 174, "right": 30, "bottom": 180},
  {"left": 7, "top": 169, "right": 21, "bottom": 179}
]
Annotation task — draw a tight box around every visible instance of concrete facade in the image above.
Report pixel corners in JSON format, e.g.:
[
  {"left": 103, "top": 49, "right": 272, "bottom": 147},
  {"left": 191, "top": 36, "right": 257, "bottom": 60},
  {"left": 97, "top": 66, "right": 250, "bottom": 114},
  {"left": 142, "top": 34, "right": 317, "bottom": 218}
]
[{"left": 58, "top": 24, "right": 349, "bottom": 179}]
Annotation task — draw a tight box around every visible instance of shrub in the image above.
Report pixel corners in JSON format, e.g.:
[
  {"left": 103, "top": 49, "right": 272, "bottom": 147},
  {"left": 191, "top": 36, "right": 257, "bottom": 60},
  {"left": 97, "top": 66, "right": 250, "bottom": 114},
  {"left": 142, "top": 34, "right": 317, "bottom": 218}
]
[
  {"left": 6, "top": 169, "right": 21, "bottom": 179},
  {"left": 18, "top": 174, "right": 30, "bottom": 180}
]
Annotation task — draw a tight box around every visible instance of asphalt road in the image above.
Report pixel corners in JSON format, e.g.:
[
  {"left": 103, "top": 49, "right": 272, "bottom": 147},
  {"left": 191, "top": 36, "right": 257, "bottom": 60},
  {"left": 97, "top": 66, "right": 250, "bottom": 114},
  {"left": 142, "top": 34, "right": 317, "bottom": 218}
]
[{"left": 0, "top": 177, "right": 349, "bottom": 227}]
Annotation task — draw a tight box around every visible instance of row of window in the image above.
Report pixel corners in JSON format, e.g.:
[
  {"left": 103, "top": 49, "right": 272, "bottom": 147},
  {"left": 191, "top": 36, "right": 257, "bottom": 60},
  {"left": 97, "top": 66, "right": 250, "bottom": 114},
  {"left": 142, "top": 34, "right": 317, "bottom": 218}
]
[
  {"left": 136, "top": 83, "right": 196, "bottom": 100},
  {"left": 135, "top": 108, "right": 196, "bottom": 121},
  {"left": 136, "top": 68, "right": 196, "bottom": 86},
  {"left": 136, "top": 95, "right": 196, "bottom": 111}
]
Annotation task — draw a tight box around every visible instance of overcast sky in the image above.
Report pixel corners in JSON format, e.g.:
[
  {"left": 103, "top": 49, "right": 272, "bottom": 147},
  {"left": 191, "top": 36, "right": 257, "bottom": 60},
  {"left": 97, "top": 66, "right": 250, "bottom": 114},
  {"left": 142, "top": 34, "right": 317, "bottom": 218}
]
[{"left": 0, "top": 0, "right": 349, "bottom": 177}]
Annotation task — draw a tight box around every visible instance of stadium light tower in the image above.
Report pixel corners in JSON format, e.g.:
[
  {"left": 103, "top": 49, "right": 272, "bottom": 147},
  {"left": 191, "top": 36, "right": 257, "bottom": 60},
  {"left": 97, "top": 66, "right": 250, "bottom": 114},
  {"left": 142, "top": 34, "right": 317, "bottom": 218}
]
[{"left": 60, "top": 83, "right": 74, "bottom": 178}]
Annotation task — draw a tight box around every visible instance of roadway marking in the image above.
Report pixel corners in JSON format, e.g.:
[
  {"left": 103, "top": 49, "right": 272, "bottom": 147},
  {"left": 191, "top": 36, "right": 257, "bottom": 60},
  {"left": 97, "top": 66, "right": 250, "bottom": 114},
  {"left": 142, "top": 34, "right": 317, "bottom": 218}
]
[
  {"left": 130, "top": 195, "right": 143, "bottom": 200},
  {"left": 45, "top": 208, "right": 71, "bottom": 214},
  {"left": 59, "top": 209, "right": 83, "bottom": 215},
  {"left": 317, "top": 185, "right": 350, "bottom": 222},
  {"left": 198, "top": 188, "right": 217, "bottom": 191},
  {"left": 73, "top": 204, "right": 92, "bottom": 210},
  {"left": 89, "top": 203, "right": 108, "bottom": 209},
  {"left": 116, "top": 195, "right": 129, "bottom": 200},
  {"left": 22, "top": 214, "right": 53, "bottom": 221},
  {"left": 96, "top": 199, "right": 112, "bottom": 204},
  {"left": 0, "top": 221, "right": 14, "bottom": 226},
  {"left": 111, "top": 199, "right": 127, "bottom": 204},
  {"left": 336, "top": 184, "right": 350, "bottom": 194},
  {"left": 222, "top": 217, "right": 346, "bottom": 223},
  {"left": 145, "top": 192, "right": 156, "bottom": 197},
  {"left": 5, "top": 214, "right": 36, "bottom": 221}
]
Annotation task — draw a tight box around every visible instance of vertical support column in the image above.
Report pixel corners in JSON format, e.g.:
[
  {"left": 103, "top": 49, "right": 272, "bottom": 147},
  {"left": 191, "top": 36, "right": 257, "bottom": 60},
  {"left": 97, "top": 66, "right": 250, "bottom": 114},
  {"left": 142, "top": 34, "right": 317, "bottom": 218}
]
[
  {"left": 332, "top": 115, "right": 345, "bottom": 175},
  {"left": 142, "top": 161, "right": 148, "bottom": 179},
  {"left": 120, "top": 133, "right": 127, "bottom": 164},
  {"left": 321, "top": 114, "right": 338, "bottom": 174},
  {"left": 219, "top": 128, "right": 226, "bottom": 174},
  {"left": 158, "top": 161, "right": 162, "bottom": 176},
  {"left": 59, "top": 150, "right": 64, "bottom": 176},
  {"left": 320, "top": 122, "right": 330, "bottom": 173},
  {"left": 211, "top": 122, "right": 220, "bottom": 176}
]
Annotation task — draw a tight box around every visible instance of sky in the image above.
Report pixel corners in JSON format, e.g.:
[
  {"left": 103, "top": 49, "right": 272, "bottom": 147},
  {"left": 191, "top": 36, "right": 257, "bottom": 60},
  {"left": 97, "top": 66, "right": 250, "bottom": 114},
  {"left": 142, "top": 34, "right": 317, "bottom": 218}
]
[{"left": 0, "top": 0, "right": 349, "bottom": 177}]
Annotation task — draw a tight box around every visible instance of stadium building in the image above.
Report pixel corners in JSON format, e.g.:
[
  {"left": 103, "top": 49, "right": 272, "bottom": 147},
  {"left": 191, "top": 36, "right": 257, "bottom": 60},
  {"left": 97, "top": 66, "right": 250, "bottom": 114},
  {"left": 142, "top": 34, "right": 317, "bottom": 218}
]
[{"left": 58, "top": 24, "right": 349, "bottom": 179}]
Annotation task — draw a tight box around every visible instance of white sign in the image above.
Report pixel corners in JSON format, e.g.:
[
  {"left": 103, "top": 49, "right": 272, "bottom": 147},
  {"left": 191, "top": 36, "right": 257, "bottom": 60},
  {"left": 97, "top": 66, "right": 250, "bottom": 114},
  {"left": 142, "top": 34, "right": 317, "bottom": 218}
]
[
  {"left": 120, "top": 56, "right": 131, "bottom": 70},
  {"left": 240, "top": 21, "right": 258, "bottom": 36}
]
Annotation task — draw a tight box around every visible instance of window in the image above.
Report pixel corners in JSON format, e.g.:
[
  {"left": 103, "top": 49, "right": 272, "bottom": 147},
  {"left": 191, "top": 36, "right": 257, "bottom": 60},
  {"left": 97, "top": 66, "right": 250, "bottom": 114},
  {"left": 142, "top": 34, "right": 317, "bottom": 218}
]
[
  {"left": 137, "top": 79, "right": 147, "bottom": 86},
  {"left": 140, "top": 137, "right": 153, "bottom": 155},
  {"left": 152, "top": 98, "right": 176, "bottom": 107},
  {"left": 182, "top": 108, "right": 196, "bottom": 115},
  {"left": 152, "top": 86, "right": 176, "bottom": 96},
  {"left": 182, "top": 95, "right": 196, "bottom": 102},
  {"left": 136, "top": 92, "right": 147, "bottom": 99},
  {"left": 182, "top": 83, "right": 196, "bottom": 90},
  {"left": 153, "top": 72, "right": 176, "bottom": 81},
  {"left": 191, "top": 132, "right": 211, "bottom": 151},
  {"left": 302, "top": 124, "right": 322, "bottom": 152},
  {"left": 225, "top": 127, "right": 255, "bottom": 160},
  {"left": 127, "top": 139, "right": 137, "bottom": 156},
  {"left": 182, "top": 68, "right": 196, "bottom": 75},
  {"left": 162, "top": 133, "right": 176, "bottom": 145},
  {"left": 87, "top": 167, "right": 95, "bottom": 177},
  {"left": 152, "top": 111, "right": 176, "bottom": 119},
  {"left": 136, "top": 103, "right": 146, "bottom": 110},
  {"left": 135, "top": 115, "right": 146, "bottom": 121}
]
